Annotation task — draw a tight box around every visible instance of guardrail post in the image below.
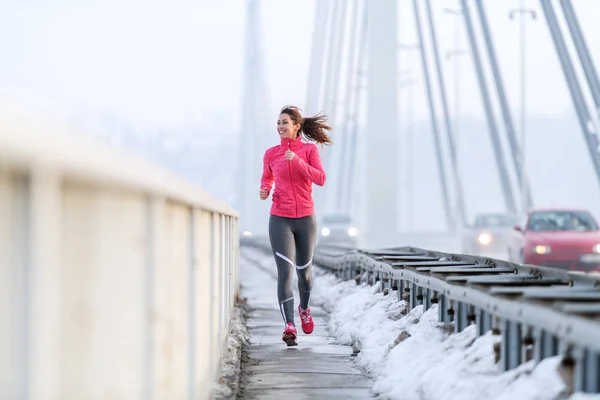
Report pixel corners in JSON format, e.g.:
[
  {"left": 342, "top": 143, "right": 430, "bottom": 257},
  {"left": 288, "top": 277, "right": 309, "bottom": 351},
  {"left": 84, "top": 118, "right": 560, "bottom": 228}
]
[
  {"left": 509, "top": 321, "right": 522, "bottom": 369},
  {"left": 398, "top": 280, "right": 405, "bottom": 303},
  {"left": 455, "top": 302, "right": 469, "bottom": 332},
  {"left": 501, "top": 319, "right": 523, "bottom": 371},
  {"left": 355, "top": 260, "right": 363, "bottom": 283},
  {"left": 491, "top": 316, "right": 501, "bottom": 335},
  {"left": 438, "top": 295, "right": 451, "bottom": 323},
  {"left": 416, "top": 286, "right": 423, "bottom": 307},
  {"left": 522, "top": 326, "right": 534, "bottom": 363},
  {"left": 476, "top": 309, "right": 492, "bottom": 336},
  {"left": 383, "top": 272, "right": 390, "bottom": 294},
  {"left": 467, "top": 305, "right": 476, "bottom": 327},
  {"left": 584, "top": 349, "right": 600, "bottom": 393},
  {"left": 344, "top": 257, "right": 351, "bottom": 280},
  {"left": 447, "top": 299, "right": 455, "bottom": 323},
  {"left": 536, "top": 328, "right": 560, "bottom": 363},
  {"left": 533, "top": 327, "right": 544, "bottom": 364},
  {"left": 423, "top": 288, "right": 431, "bottom": 311},
  {"left": 430, "top": 290, "right": 439, "bottom": 308},
  {"left": 572, "top": 345, "right": 585, "bottom": 393},
  {"left": 410, "top": 282, "right": 418, "bottom": 309},
  {"left": 544, "top": 331, "right": 559, "bottom": 359},
  {"left": 353, "top": 259, "right": 368, "bottom": 279},
  {"left": 570, "top": 346, "right": 600, "bottom": 394},
  {"left": 501, "top": 319, "right": 509, "bottom": 370},
  {"left": 371, "top": 266, "right": 376, "bottom": 287}
]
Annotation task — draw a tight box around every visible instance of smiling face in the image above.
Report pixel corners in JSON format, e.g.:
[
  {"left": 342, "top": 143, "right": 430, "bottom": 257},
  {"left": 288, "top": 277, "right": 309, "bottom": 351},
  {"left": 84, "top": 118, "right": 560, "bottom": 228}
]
[{"left": 277, "top": 112, "right": 301, "bottom": 140}]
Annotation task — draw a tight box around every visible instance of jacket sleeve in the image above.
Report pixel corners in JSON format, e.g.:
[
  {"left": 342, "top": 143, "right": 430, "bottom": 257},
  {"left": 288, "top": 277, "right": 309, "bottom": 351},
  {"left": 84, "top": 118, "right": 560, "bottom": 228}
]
[
  {"left": 260, "top": 150, "right": 274, "bottom": 191},
  {"left": 291, "top": 145, "right": 326, "bottom": 186}
]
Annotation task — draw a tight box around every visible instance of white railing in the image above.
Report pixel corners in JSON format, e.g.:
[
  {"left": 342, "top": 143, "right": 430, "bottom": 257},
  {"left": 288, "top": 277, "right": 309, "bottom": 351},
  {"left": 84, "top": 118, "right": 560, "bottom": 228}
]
[{"left": 0, "top": 109, "right": 239, "bottom": 400}]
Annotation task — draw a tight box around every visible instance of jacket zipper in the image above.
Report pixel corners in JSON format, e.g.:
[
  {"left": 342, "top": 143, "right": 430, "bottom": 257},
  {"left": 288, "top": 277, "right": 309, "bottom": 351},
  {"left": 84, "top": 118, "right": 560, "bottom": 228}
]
[{"left": 287, "top": 140, "right": 298, "bottom": 217}]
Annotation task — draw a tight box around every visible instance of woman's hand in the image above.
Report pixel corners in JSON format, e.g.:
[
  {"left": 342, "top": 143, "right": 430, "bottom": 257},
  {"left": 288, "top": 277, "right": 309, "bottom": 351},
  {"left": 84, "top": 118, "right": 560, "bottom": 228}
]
[
  {"left": 285, "top": 150, "right": 296, "bottom": 161},
  {"left": 259, "top": 188, "right": 269, "bottom": 200}
]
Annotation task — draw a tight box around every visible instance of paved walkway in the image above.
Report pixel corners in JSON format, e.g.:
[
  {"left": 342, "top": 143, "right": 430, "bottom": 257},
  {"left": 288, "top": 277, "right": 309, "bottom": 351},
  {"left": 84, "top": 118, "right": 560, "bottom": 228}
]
[{"left": 239, "top": 249, "right": 373, "bottom": 399}]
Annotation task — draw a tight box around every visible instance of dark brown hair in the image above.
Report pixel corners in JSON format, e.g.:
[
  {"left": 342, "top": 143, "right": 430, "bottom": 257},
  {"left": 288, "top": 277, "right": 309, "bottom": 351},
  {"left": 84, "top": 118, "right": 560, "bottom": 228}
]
[{"left": 280, "top": 105, "right": 333, "bottom": 146}]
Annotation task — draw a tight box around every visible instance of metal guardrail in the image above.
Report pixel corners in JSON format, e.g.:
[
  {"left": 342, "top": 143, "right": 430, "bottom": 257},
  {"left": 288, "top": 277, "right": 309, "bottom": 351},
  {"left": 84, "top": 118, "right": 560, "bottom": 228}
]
[{"left": 242, "top": 237, "right": 600, "bottom": 395}]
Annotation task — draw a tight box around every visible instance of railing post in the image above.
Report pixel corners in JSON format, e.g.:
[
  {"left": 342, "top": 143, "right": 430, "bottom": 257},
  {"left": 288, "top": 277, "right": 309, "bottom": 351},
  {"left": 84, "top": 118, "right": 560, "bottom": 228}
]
[
  {"left": 423, "top": 288, "right": 431, "bottom": 311},
  {"left": 476, "top": 309, "right": 492, "bottom": 336},
  {"left": 188, "top": 207, "right": 197, "bottom": 400},
  {"left": 447, "top": 299, "right": 455, "bottom": 323},
  {"left": 144, "top": 196, "right": 164, "bottom": 400},
  {"left": 438, "top": 294, "right": 447, "bottom": 323},
  {"left": 3, "top": 174, "right": 30, "bottom": 400},
  {"left": 573, "top": 345, "right": 585, "bottom": 393},
  {"left": 455, "top": 302, "right": 469, "bottom": 332},
  {"left": 584, "top": 349, "right": 600, "bottom": 393},
  {"left": 501, "top": 319, "right": 523, "bottom": 370},
  {"left": 210, "top": 212, "right": 219, "bottom": 376},
  {"left": 28, "top": 169, "right": 62, "bottom": 400}
]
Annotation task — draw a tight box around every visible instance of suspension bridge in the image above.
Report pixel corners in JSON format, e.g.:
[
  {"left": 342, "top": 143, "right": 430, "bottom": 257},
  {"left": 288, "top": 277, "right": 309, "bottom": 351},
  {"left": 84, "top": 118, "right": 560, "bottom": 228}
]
[{"left": 3, "top": 0, "right": 600, "bottom": 399}]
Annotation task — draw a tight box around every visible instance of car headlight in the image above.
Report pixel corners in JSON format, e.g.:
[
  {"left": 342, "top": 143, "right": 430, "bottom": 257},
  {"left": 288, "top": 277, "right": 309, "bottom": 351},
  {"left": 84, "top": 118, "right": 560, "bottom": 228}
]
[
  {"left": 321, "top": 227, "right": 330, "bottom": 236},
  {"left": 242, "top": 231, "right": 252, "bottom": 237},
  {"left": 347, "top": 227, "right": 358, "bottom": 237},
  {"left": 533, "top": 245, "right": 551, "bottom": 254},
  {"left": 477, "top": 233, "right": 492, "bottom": 245},
  {"left": 593, "top": 244, "right": 600, "bottom": 253}
]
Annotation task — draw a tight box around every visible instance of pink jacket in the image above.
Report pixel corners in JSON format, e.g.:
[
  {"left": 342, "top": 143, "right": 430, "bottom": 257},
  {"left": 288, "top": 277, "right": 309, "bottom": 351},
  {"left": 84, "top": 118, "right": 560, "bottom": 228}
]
[{"left": 260, "top": 135, "right": 326, "bottom": 218}]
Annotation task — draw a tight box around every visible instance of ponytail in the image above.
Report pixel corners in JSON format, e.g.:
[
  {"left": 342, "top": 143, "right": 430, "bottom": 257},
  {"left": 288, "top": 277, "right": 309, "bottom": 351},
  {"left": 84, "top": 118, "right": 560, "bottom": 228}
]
[{"left": 301, "top": 113, "right": 333, "bottom": 146}]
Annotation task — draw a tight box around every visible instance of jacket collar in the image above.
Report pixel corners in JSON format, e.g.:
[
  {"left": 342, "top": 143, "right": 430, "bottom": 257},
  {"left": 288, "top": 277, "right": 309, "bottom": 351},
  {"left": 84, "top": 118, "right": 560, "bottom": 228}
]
[{"left": 280, "top": 134, "right": 303, "bottom": 150}]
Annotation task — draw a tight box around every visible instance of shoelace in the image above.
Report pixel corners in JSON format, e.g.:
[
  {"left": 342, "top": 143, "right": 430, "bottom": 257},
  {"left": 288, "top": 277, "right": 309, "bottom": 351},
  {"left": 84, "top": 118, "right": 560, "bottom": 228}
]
[{"left": 299, "top": 309, "right": 311, "bottom": 323}]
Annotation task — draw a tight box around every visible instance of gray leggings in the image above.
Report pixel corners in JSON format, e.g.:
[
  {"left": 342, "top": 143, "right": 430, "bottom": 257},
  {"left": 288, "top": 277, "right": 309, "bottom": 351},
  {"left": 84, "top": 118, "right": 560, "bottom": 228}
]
[{"left": 268, "top": 214, "right": 317, "bottom": 325}]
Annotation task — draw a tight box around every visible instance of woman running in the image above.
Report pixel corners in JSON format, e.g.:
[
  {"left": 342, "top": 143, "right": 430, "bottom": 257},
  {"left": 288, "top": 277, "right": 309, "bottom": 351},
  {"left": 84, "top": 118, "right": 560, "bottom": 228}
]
[{"left": 259, "top": 105, "right": 333, "bottom": 346}]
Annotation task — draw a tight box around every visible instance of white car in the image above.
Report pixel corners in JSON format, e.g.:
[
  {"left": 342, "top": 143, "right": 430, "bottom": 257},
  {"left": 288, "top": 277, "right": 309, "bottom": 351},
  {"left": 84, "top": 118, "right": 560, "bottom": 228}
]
[
  {"left": 462, "top": 213, "right": 517, "bottom": 257},
  {"left": 318, "top": 213, "right": 359, "bottom": 247}
]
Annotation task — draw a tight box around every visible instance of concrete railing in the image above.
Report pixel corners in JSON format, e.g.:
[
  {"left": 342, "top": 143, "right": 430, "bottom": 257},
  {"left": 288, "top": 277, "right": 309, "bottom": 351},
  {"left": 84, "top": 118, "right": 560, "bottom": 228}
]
[{"left": 0, "top": 110, "right": 239, "bottom": 400}]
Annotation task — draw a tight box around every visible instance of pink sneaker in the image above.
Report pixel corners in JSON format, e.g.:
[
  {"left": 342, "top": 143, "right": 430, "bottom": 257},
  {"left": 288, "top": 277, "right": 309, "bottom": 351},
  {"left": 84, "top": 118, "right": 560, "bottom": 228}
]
[
  {"left": 282, "top": 322, "right": 297, "bottom": 346},
  {"left": 298, "top": 305, "right": 314, "bottom": 334}
]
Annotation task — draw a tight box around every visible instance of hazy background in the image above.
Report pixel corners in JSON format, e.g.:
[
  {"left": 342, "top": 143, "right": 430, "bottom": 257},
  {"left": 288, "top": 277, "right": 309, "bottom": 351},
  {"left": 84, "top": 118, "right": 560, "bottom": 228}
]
[{"left": 2, "top": 0, "right": 600, "bottom": 232}]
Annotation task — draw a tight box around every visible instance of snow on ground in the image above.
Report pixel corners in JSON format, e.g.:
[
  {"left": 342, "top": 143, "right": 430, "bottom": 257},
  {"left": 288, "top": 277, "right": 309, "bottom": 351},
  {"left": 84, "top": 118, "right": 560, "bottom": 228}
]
[
  {"left": 240, "top": 246, "right": 600, "bottom": 400},
  {"left": 213, "top": 296, "right": 250, "bottom": 398},
  {"left": 309, "top": 267, "right": 589, "bottom": 400}
]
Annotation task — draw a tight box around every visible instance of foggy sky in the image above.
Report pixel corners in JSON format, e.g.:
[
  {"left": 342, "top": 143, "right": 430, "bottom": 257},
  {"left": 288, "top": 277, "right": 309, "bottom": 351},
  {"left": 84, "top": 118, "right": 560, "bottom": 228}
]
[{"left": 2, "top": 0, "right": 600, "bottom": 231}]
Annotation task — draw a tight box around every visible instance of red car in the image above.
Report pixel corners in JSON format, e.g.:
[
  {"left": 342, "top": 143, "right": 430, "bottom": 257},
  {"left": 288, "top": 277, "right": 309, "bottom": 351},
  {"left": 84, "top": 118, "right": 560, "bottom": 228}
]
[{"left": 507, "top": 208, "right": 600, "bottom": 272}]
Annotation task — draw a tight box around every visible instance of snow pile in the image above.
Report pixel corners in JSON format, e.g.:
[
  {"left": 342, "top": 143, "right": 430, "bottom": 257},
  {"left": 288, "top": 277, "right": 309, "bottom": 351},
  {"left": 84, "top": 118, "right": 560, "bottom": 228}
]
[
  {"left": 310, "top": 269, "right": 582, "bottom": 400},
  {"left": 213, "top": 298, "right": 249, "bottom": 399}
]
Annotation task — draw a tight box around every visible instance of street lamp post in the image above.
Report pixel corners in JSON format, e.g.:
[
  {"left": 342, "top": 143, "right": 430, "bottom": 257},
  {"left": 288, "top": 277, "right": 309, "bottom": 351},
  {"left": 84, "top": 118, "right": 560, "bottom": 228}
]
[{"left": 509, "top": 2, "right": 536, "bottom": 217}]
